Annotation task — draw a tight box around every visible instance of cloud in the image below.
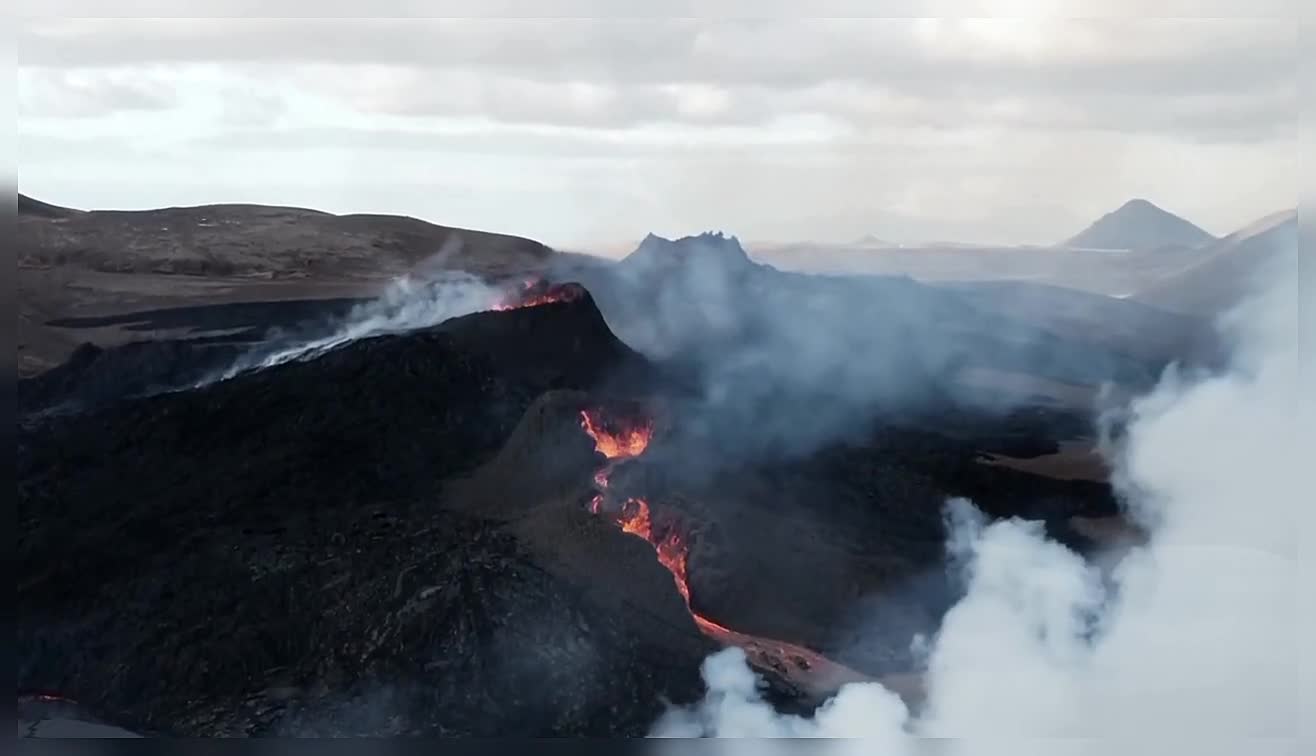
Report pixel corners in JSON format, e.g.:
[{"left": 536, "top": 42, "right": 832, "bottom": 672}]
[
  {"left": 18, "top": 68, "right": 177, "bottom": 118},
  {"left": 17, "top": 18, "right": 1297, "bottom": 138},
  {"left": 15, "top": 16, "right": 1300, "bottom": 244},
  {"left": 216, "top": 86, "right": 286, "bottom": 127}
]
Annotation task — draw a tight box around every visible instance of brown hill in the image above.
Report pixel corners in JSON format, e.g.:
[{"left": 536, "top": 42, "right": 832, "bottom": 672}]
[
  {"left": 16, "top": 194, "right": 555, "bottom": 375},
  {"left": 17, "top": 193, "right": 551, "bottom": 279}
]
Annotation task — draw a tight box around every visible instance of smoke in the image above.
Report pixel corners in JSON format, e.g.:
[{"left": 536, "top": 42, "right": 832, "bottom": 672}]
[
  {"left": 213, "top": 269, "right": 503, "bottom": 382},
  {"left": 651, "top": 236, "right": 1310, "bottom": 741},
  {"left": 574, "top": 232, "right": 1155, "bottom": 459}
]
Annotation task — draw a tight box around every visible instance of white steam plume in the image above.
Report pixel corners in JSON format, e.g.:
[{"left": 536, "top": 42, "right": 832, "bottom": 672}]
[
  {"left": 213, "top": 270, "right": 503, "bottom": 382},
  {"left": 652, "top": 240, "right": 1310, "bottom": 746}
]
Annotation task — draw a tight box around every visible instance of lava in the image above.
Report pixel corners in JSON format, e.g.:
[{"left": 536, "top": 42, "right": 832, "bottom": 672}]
[
  {"left": 579, "top": 409, "right": 652, "bottom": 460},
  {"left": 608, "top": 494, "right": 862, "bottom": 688},
  {"left": 492, "top": 279, "right": 585, "bottom": 311},
  {"left": 613, "top": 497, "right": 710, "bottom": 620},
  {"left": 581, "top": 404, "right": 871, "bottom": 694}
]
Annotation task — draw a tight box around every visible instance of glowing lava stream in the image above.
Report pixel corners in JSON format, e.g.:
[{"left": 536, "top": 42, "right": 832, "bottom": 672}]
[
  {"left": 492, "top": 279, "right": 584, "bottom": 311},
  {"left": 578, "top": 409, "right": 870, "bottom": 692}
]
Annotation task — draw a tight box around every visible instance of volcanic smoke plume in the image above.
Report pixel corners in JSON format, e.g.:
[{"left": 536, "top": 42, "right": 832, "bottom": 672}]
[
  {"left": 652, "top": 241, "right": 1310, "bottom": 742},
  {"left": 565, "top": 231, "right": 1153, "bottom": 462},
  {"left": 211, "top": 261, "right": 578, "bottom": 383},
  {"left": 213, "top": 270, "right": 503, "bottom": 380}
]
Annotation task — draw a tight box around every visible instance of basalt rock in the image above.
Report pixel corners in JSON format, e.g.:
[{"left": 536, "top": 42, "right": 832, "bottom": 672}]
[{"left": 18, "top": 291, "right": 708, "bottom": 736}]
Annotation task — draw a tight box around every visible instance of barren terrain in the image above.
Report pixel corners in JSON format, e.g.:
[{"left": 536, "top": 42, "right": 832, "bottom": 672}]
[
  {"left": 16, "top": 195, "right": 1282, "bottom": 736},
  {"left": 17, "top": 194, "right": 552, "bottom": 375}
]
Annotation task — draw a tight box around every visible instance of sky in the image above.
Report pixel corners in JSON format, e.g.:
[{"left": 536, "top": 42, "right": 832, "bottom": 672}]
[{"left": 16, "top": 5, "right": 1302, "bottom": 249}]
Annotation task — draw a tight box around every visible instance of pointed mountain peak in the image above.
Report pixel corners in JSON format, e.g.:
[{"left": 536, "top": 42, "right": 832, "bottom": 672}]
[
  {"left": 1063, "top": 199, "right": 1215, "bottom": 251},
  {"left": 1118, "top": 197, "right": 1157, "bottom": 211}
]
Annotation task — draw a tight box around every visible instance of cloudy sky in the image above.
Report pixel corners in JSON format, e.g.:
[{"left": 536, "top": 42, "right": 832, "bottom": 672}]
[{"left": 16, "top": 6, "right": 1301, "bottom": 249}]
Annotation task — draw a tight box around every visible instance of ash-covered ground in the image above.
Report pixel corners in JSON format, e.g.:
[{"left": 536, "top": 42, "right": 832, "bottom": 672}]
[{"left": 17, "top": 233, "right": 1176, "bottom": 736}]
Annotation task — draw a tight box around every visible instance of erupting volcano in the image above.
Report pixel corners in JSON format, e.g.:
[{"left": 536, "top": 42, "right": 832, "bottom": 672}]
[
  {"left": 493, "top": 279, "right": 586, "bottom": 311},
  {"left": 578, "top": 406, "right": 870, "bottom": 693}
]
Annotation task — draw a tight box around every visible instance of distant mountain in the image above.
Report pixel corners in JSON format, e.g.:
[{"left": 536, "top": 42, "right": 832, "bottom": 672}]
[
  {"left": 618, "top": 231, "right": 755, "bottom": 276},
  {"left": 1063, "top": 199, "right": 1216, "bottom": 251},
  {"left": 1133, "top": 208, "right": 1297, "bottom": 316},
  {"left": 853, "top": 234, "right": 893, "bottom": 247}
]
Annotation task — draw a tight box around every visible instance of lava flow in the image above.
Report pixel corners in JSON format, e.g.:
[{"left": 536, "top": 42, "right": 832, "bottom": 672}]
[
  {"left": 579, "top": 409, "right": 652, "bottom": 459},
  {"left": 493, "top": 279, "right": 585, "bottom": 311},
  {"left": 579, "top": 407, "right": 652, "bottom": 515},
  {"left": 579, "top": 407, "right": 871, "bottom": 693}
]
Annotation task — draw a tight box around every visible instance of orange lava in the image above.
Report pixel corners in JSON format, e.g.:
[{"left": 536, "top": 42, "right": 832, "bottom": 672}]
[
  {"left": 581, "top": 405, "right": 872, "bottom": 693},
  {"left": 614, "top": 497, "right": 735, "bottom": 634},
  {"left": 579, "top": 410, "right": 652, "bottom": 460},
  {"left": 492, "top": 279, "right": 584, "bottom": 311}
]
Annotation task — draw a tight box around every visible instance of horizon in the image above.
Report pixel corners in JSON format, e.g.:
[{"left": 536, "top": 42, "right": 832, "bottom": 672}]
[
  {"left": 18, "top": 15, "right": 1297, "bottom": 250},
  {"left": 17, "top": 187, "right": 1290, "bottom": 257}
]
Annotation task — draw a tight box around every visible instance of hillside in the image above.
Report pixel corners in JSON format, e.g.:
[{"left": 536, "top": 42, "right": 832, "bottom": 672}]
[
  {"left": 18, "top": 194, "right": 82, "bottom": 218},
  {"left": 16, "top": 194, "right": 556, "bottom": 375},
  {"left": 1063, "top": 198, "right": 1216, "bottom": 251},
  {"left": 17, "top": 193, "right": 552, "bottom": 280},
  {"left": 1133, "top": 208, "right": 1297, "bottom": 316}
]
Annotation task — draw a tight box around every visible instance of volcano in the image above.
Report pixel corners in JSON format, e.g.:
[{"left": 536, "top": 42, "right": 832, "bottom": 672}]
[
  {"left": 17, "top": 287, "right": 698, "bottom": 736},
  {"left": 19, "top": 275, "right": 1122, "bottom": 735}
]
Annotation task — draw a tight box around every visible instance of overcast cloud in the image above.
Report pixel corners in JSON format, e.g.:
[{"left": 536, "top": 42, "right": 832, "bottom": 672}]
[{"left": 17, "top": 12, "right": 1300, "bottom": 248}]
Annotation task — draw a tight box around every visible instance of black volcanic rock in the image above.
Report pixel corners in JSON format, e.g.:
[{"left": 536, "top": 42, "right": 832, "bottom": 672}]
[
  {"left": 18, "top": 340, "right": 246, "bottom": 416},
  {"left": 17, "top": 290, "right": 713, "bottom": 736},
  {"left": 1064, "top": 198, "right": 1215, "bottom": 250}
]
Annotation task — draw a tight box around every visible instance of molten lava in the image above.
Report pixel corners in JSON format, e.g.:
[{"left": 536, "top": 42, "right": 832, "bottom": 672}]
[
  {"left": 492, "top": 279, "right": 585, "bottom": 311},
  {"left": 614, "top": 498, "right": 721, "bottom": 623},
  {"left": 581, "top": 404, "right": 872, "bottom": 694},
  {"left": 579, "top": 410, "right": 652, "bottom": 460}
]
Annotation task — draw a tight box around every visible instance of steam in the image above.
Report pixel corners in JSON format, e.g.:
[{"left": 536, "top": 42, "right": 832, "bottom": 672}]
[
  {"left": 652, "top": 240, "right": 1310, "bottom": 739},
  {"left": 213, "top": 270, "right": 503, "bottom": 382},
  {"left": 572, "top": 232, "right": 1154, "bottom": 458}
]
